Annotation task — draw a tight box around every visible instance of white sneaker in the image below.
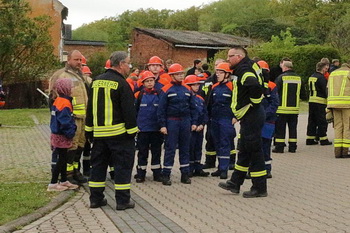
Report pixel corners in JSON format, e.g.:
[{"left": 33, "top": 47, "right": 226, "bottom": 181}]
[
  {"left": 47, "top": 183, "right": 68, "bottom": 192},
  {"left": 60, "top": 181, "right": 79, "bottom": 190}
]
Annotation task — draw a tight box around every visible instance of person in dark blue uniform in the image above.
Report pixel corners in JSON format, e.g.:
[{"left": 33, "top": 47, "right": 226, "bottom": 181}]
[{"left": 157, "top": 63, "right": 198, "bottom": 186}]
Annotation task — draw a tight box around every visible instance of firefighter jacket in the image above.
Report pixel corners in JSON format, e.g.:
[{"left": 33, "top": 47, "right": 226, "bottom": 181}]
[
  {"left": 202, "top": 74, "right": 218, "bottom": 106},
  {"left": 231, "top": 57, "right": 265, "bottom": 120},
  {"left": 49, "top": 64, "right": 89, "bottom": 118},
  {"left": 262, "top": 81, "right": 279, "bottom": 123},
  {"left": 327, "top": 65, "right": 350, "bottom": 109},
  {"left": 275, "top": 70, "right": 301, "bottom": 114},
  {"left": 208, "top": 81, "right": 235, "bottom": 120},
  {"left": 308, "top": 72, "right": 327, "bottom": 105},
  {"left": 134, "top": 88, "right": 160, "bottom": 132},
  {"left": 50, "top": 95, "right": 77, "bottom": 148},
  {"left": 194, "top": 93, "right": 208, "bottom": 126},
  {"left": 157, "top": 81, "right": 198, "bottom": 128},
  {"left": 85, "top": 69, "right": 138, "bottom": 139}
]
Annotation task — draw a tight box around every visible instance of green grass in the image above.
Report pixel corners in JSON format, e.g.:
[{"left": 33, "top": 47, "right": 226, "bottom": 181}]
[
  {"left": 0, "top": 108, "right": 50, "bottom": 126},
  {"left": 0, "top": 183, "right": 57, "bottom": 225}
]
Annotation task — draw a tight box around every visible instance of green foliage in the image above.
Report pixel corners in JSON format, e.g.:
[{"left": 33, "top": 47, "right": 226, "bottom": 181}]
[
  {"left": 0, "top": 0, "right": 59, "bottom": 84},
  {"left": 72, "top": 18, "right": 113, "bottom": 41},
  {"left": 88, "top": 51, "right": 111, "bottom": 79},
  {"left": 260, "top": 28, "right": 296, "bottom": 50},
  {"left": 166, "top": 7, "right": 201, "bottom": 30}
]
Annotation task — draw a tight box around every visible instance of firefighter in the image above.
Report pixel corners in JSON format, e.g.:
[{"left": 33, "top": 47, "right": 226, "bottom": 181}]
[
  {"left": 86, "top": 51, "right": 138, "bottom": 210},
  {"left": 184, "top": 75, "right": 209, "bottom": 177},
  {"left": 327, "top": 63, "right": 350, "bottom": 158},
  {"left": 158, "top": 63, "right": 198, "bottom": 186},
  {"left": 208, "top": 63, "right": 236, "bottom": 179},
  {"left": 272, "top": 60, "right": 301, "bottom": 153},
  {"left": 306, "top": 62, "right": 332, "bottom": 146},
  {"left": 219, "top": 46, "right": 267, "bottom": 198},
  {"left": 134, "top": 71, "right": 163, "bottom": 183},
  {"left": 49, "top": 50, "right": 89, "bottom": 185},
  {"left": 143, "top": 56, "right": 170, "bottom": 91}
]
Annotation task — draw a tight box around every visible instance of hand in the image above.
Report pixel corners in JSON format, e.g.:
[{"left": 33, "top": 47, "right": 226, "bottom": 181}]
[
  {"left": 196, "top": 125, "right": 204, "bottom": 132},
  {"left": 160, "top": 127, "right": 167, "bottom": 135},
  {"left": 191, "top": 125, "right": 197, "bottom": 131},
  {"left": 232, "top": 118, "right": 238, "bottom": 125},
  {"left": 85, "top": 131, "right": 93, "bottom": 144}
]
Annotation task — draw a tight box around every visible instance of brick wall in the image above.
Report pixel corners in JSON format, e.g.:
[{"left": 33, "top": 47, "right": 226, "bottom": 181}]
[{"left": 131, "top": 30, "right": 208, "bottom": 71}]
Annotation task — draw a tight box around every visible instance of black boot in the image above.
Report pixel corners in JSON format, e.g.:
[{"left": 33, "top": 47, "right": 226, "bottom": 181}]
[
  {"left": 74, "top": 169, "right": 88, "bottom": 184},
  {"left": 136, "top": 176, "right": 145, "bottom": 183},
  {"left": 162, "top": 175, "right": 172, "bottom": 186},
  {"left": 203, "top": 154, "right": 215, "bottom": 169},
  {"left": 153, "top": 174, "right": 163, "bottom": 182},
  {"left": 218, "top": 180, "right": 240, "bottom": 194},
  {"left": 243, "top": 189, "right": 268, "bottom": 198},
  {"left": 220, "top": 171, "right": 228, "bottom": 179},
  {"left": 211, "top": 169, "right": 221, "bottom": 177},
  {"left": 181, "top": 173, "right": 191, "bottom": 184},
  {"left": 67, "top": 171, "right": 79, "bottom": 185},
  {"left": 320, "top": 139, "right": 332, "bottom": 146},
  {"left": 272, "top": 146, "right": 284, "bottom": 153},
  {"left": 193, "top": 169, "right": 209, "bottom": 177},
  {"left": 306, "top": 139, "right": 318, "bottom": 145}
]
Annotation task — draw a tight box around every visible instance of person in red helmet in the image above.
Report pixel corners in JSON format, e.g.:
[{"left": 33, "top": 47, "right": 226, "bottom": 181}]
[
  {"left": 158, "top": 63, "right": 198, "bottom": 186},
  {"left": 145, "top": 56, "right": 169, "bottom": 91},
  {"left": 184, "top": 75, "right": 209, "bottom": 177},
  {"left": 134, "top": 71, "right": 163, "bottom": 183}
]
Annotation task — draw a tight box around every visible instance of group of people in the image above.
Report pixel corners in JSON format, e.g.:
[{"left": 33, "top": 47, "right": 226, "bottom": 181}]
[{"left": 47, "top": 46, "right": 345, "bottom": 211}]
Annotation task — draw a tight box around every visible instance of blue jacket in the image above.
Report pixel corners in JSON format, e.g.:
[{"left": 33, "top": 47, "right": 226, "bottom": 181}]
[
  {"left": 157, "top": 81, "right": 198, "bottom": 127},
  {"left": 208, "top": 81, "right": 235, "bottom": 120},
  {"left": 135, "top": 88, "right": 160, "bottom": 132},
  {"left": 50, "top": 95, "right": 76, "bottom": 139},
  {"left": 262, "top": 81, "right": 279, "bottom": 123},
  {"left": 194, "top": 93, "right": 208, "bottom": 126}
]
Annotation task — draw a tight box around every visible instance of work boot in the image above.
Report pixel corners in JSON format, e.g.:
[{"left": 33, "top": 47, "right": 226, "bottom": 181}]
[
  {"left": 272, "top": 147, "right": 284, "bottom": 153},
  {"left": 320, "top": 139, "right": 332, "bottom": 146},
  {"left": 203, "top": 155, "right": 215, "bottom": 169},
  {"left": 220, "top": 171, "right": 228, "bottom": 179},
  {"left": 90, "top": 198, "right": 107, "bottom": 208},
  {"left": 193, "top": 170, "right": 209, "bottom": 177},
  {"left": 243, "top": 189, "right": 268, "bottom": 198},
  {"left": 306, "top": 139, "right": 318, "bottom": 145},
  {"left": 218, "top": 180, "right": 240, "bottom": 194},
  {"left": 181, "top": 173, "right": 191, "bottom": 184},
  {"left": 288, "top": 148, "right": 296, "bottom": 153},
  {"left": 116, "top": 200, "right": 135, "bottom": 211},
  {"left": 136, "top": 176, "right": 145, "bottom": 183},
  {"left": 162, "top": 175, "right": 172, "bottom": 186},
  {"left": 74, "top": 170, "right": 88, "bottom": 184},
  {"left": 211, "top": 169, "right": 221, "bottom": 177},
  {"left": 153, "top": 174, "right": 163, "bottom": 182},
  {"left": 266, "top": 171, "right": 272, "bottom": 179},
  {"left": 67, "top": 172, "right": 79, "bottom": 185},
  {"left": 228, "top": 164, "right": 234, "bottom": 170}
]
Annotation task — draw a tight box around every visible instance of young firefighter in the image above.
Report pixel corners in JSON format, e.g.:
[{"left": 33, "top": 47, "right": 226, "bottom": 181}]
[
  {"left": 48, "top": 78, "right": 79, "bottom": 191},
  {"left": 208, "top": 62, "right": 237, "bottom": 179},
  {"left": 184, "top": 75, "right": 210, "bottom": 177},
  {"left": 134, "top": 71, "right": 163, "bottom": 183},
  {"left": 158, "top": 63, "right": 198, "bottom": 186}
]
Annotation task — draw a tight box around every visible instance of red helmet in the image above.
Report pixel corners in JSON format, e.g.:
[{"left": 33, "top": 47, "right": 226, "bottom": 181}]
[
  {"left": 216, "top": 62, "right": 232, "bottom": 73},
  {"left": 168, "top": 63, "right": 184, "bottom": 75},
  {"left": 140, "top": 71, "right": 156, "bottom": 82},
  {"left": 81, "top": 55, "right": 87, "bottom": 65},
  {"left": 257, "top": 60, "right": 270, "bottom": 72},
  {"left": 184, "top": 75, "right": 200, "bottom": 85},
  {"left": 104, "top": 59, "right": 111, "bottom": 69},
  {"left": 0, "top": 100, "right": 5, "bottom": 108},
  {"left": 148, "top": 56, "right": 163, "bottom": 66},
  {"left": 82, "top": 65, "right": 92, "bottom": 75}
]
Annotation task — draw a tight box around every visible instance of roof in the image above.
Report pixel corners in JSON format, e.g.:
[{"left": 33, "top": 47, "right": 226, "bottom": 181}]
[
  {"left": 135, "top": 28, "right": 252, "bottom": 49},
  {"left": 64, "top": 40, "right": 106, "bottom": 46}
]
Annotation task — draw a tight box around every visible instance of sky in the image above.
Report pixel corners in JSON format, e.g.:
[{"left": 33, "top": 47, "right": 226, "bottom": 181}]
[{"left": 58, "top": 0, "right": 216, "bottom": 30}]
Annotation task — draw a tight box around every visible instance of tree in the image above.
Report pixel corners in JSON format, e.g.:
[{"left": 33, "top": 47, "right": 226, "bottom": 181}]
[
  {"left": 165, "top": 7, "right": 202, "bottom": 31},
  {"left": 0, "top": 0, "right": 58, "bottom": 84}
]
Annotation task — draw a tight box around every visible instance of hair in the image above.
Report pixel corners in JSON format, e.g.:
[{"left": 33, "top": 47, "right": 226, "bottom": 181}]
[
  {"left": 283, "top": 61, "right": 293, "bottom": 69},
  {"left": 252, "top": 57, "right": 261, "bottom": 62},
  {"left": 320, "top": 57, "right": 330, "bottom": 64},
  {"left": 202, "top": 63, "right": 209, "bottom": 71},
  {"left": 67, "top": 50, "right": 81, "bottom": 59},
  {"left": 332, "top": 59, "right": 339, "bottom": 64},
  {"left": 195, "top": 67, "right": 203, "bottom": 73},
  {"left": 110, "top": 51, "right": 128, "bottom": 67},
  {"left": 280, "top": 57, "right": 292, "bottom": 63},
  {"left": 193, "top": 59, "right": 201, "bottom": 66},
  {"left": 316, "top": 62, "right": 328, "bottom": 72},
  {"left": 230, "top": 45, "right": 247, "bottom": 56},
  {"left": 165, "top": 59, "right": 173, "bottom": 65}
]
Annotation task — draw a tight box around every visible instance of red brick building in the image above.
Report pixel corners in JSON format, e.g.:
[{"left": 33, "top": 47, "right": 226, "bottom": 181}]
[{"left": 131, "top": 28, "right": 252, "bottom": 70}]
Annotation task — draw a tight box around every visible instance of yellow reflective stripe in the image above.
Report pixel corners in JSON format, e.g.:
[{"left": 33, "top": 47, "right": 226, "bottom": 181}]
[
  {"left": 275, "top": 138, "right": 285, "bottom": 143},
  {"left": 85, "top": 125, "right": 93, "bottom": 132},
  {"left": 205, "top": 151, "right": 216, "bottom": 156},
  {"left": 104, "top": 88, "right": 113, "bottom": 126},
  {"left": 72, "top": 97, "right": 77, "bottom": 106},
  {"left": 92, "top": 80, "right": 119, "bottom": 90},
  {"left": 340, "top": 75, "right": 347, "bottom": 97},
  {"left": 276, "top": 106, "right": 299, "bottom": 114},
  {"left": 115, "top": 184, "right": 131, "bottom": 190},
  {"left": 307, "top": 136, "right": 316, "bottom": 139},
  {"left": 110, "top": 166, "right": 114, "bottom": 171},
  {"left": 89, "top": 181, "right": 106, "bottom": 188},
  {"left": 230, "top": 149, "right": 236, "bottom": 154},
  {"left": 250, "top": 95, "right": 263, "bottom": 104},
  {"left": 94, "top": 129, "right": 127, "bottom": 137},
  {"left": 309, "top": 96, "right": 327, "bottom": 104},
  {"left": 332, "top": 70, "right": 350, "bottom": 76},
  {"left": 319, "top": 136, "right": 328, "bottom": 140},
  {"left": 327, "top": 100, "right": 350, "bottom": 105},
  {"left": 233, "top": 104, "right": 252, "bottom": 120},
  {"left": 67, "top": 164, "right": 74, "bottom": 172},
  {"left": 250, "top": 170, "right": 267, "bottom": 177},
  {"left": 308, "top": 77, "right": 326, "bottom": 104},
  {"left": 288, "top": 138, "right": 297, "bottom": 142},
  {"left": 73, "top": 109, "right": 86, "bottom": 115},
  {"left": 235, "top": 164, "right": 249, "bottom": 172},
  {"left": 93, "top": 87, "right": 99, "bottom": 127},
  {"left": 241, "top": 72, "right": 256, "bottom": 85},
  {"left": 127, "top": 127, "right": 138, "bottom": 134},
  {"left": 202, "top": 85, "right": 209, "bottom": 95},
  {"left": 252, "top": 63, "right": 263, "bottom": 85},
  {"left": 73, "top": 162, "right": 79, "bottom": 169},
  {"left": 93, "top": 123, "right": 125, "bottom": 131},
  {"left": 73, "top": 104, "right": 85, "bottom": 110},
  {"left": 231, "top": 80, "right": 238, "bottom": 115}
]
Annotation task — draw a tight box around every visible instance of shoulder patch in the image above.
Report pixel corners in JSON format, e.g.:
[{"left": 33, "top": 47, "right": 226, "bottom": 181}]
[
  {"left": 226, "top": 82, "right": 233, "bottom": 91},
  {"left": 53, "top": 97, "right": 72, "bottom": 112}
]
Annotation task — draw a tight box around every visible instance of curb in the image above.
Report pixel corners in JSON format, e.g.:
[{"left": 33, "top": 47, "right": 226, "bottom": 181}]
[{"left": 0, "top": 190, "right": 75, "bottom": 233}]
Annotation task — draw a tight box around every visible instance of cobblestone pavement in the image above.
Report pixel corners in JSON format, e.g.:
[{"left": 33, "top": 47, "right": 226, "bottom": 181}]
[{"left": 3, "top": 114, "right": 350, "bottom": 232}]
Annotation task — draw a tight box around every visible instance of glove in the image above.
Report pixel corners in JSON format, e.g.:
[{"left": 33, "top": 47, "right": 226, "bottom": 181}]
[{"left": 85, "top": 131, "right": 94, "bottom": 144}]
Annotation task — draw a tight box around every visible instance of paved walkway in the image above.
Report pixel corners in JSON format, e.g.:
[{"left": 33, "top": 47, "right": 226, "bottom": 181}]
[{"left": 3, "top": 114, "right": 350, "bottom": 232}]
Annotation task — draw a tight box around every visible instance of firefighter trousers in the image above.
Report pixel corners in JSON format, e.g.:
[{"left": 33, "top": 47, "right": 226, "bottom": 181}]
[
  {"left": 189, "top": 130, "right": 204, "bottom": 172},
  {"left": 89, "top": 137, "right": 135, "bottom": 205},
  {"left": 333, "top": 108, "right": 350, "bottom": 157},
  {"left": 307, "top": 103, "right": 328, "bottom": 140},
  {"left": 230, "top": 105, "right": 267, "bottom": 192},
  {"left": 275, "top": 114, "right": 298, "bottom": 150}
]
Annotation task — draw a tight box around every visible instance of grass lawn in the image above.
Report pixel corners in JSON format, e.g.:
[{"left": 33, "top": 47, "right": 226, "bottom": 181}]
[
  {"left": 0, "top": 108, "right": 50, "bottom": 126},
  {"left": 0, "top": 108, "right": 63, "bottom": 226}
]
